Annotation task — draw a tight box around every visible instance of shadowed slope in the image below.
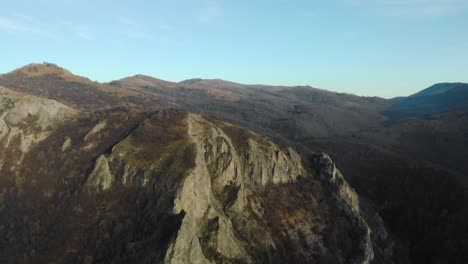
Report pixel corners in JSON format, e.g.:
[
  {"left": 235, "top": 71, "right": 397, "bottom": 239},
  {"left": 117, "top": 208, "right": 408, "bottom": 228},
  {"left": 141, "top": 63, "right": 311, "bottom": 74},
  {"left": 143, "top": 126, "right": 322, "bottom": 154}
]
[{"left": 385, "top": 83, "right": 468, "bottom": 120}]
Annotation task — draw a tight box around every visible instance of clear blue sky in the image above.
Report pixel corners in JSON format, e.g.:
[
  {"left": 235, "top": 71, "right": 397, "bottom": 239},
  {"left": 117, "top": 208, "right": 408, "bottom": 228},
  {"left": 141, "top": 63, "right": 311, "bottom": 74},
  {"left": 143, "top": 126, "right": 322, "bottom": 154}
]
[{"left": 1, "top": 0, "right": 467, "bottom": 98}]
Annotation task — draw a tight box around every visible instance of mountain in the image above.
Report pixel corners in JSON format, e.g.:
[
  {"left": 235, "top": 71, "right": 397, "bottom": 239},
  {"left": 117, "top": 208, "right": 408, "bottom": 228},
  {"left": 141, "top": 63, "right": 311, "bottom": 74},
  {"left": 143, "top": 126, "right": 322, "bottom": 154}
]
[
  {"left": 111, "top": 75, "right": 389, "bottom": 139},
  {"left": 0, "top": 63, "right": 159, "bottom": 110},
  {"left": 2, "top": 63, "right": 468, "bottom": 263},
  {"left": 0, "top": 70, "right": 402, "bottom": 262},
  {"left": 110, "top": 74, "right": 468, "bottom": 263},
  {"left": 385, "top": 83, "right": 468, "bottom": 120}
]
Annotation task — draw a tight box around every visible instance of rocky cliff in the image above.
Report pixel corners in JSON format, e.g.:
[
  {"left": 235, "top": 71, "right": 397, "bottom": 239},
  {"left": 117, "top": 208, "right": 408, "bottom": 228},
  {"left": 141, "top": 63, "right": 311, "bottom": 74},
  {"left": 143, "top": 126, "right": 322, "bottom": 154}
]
[{"left": 0, "top": 88, "right": 398, "bottom": 263}]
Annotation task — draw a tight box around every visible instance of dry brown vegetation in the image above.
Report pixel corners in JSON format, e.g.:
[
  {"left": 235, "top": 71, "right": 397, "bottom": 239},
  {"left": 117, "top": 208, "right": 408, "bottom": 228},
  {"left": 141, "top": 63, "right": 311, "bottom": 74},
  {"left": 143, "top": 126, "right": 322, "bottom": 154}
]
[
  {"left": 2, "top": 63, "right": 467, "bottom": 263},
  {"left": 0, "top": 63, "right": 156, "bottom": 110},
  {"left": 0, "top": 108, "right": 197, "bottom": 263},
  {"left": 245, "top": 178, "right": 366, "bottom": 264}
]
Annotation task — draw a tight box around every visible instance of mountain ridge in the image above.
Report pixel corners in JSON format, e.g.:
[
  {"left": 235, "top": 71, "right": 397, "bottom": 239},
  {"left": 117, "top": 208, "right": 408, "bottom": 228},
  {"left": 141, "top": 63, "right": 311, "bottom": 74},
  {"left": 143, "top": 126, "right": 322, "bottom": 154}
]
[
  {"left": 385, "top": 82, "right": 468, "bottom": 120},
  {"left": 0, "top": 86, "right": 399, "bottom": 263},
  {"left": 1, "top": 63, "right": 468, "bottom": 263},
  {"left": 5, "top": 63, "right": 466, "bottom": 102},
  {"left": 410, "top": 82, "right": 468, "bottom": 97}
]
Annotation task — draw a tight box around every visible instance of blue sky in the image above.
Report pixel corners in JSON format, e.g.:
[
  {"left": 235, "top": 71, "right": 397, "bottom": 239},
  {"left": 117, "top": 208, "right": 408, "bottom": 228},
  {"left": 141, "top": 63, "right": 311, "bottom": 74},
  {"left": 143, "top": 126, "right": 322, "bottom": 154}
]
[{"left": 1, "top": 0, "right": 467, "bottom": 98}]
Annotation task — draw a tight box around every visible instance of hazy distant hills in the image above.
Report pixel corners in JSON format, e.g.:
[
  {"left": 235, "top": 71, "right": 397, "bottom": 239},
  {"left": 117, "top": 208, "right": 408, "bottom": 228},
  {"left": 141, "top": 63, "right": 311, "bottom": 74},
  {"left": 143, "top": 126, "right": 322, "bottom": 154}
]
[
  {"left": 1, "top": 63, "right": 468, "bottom": 263},
  {"left": 385, "top": 82, "right": 468, "bottom": 120}
]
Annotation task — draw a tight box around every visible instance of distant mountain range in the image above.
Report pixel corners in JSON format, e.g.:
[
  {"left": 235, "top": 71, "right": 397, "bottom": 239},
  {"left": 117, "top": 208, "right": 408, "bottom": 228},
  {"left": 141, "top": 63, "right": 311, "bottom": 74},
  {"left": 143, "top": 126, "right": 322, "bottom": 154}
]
[
  {"left": 1, "top": 63, "right": 467, "bottom": 263},
  {"left": 385, "top": 82, "right": 468, "bottom": 120}
]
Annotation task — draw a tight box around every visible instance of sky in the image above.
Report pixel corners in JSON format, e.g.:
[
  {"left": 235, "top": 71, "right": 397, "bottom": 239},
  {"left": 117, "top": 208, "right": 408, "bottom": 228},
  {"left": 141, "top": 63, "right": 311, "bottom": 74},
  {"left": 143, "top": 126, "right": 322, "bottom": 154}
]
[{"left": 1, "top": 0, "right": 467, "bottom": 98}]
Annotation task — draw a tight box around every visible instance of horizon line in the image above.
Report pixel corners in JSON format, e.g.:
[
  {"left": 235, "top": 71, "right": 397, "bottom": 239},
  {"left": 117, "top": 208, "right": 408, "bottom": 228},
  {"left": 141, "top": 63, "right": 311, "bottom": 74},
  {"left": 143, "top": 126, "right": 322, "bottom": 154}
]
[{"left": 2, "top": 62, "right": 464, "bottom": 100}]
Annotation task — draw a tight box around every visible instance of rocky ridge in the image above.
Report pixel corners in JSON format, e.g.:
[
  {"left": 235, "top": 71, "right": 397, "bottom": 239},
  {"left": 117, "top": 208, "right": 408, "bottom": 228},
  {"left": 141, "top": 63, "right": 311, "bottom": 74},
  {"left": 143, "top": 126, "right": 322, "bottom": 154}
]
[{"left": 0, "top": 89, "right": 397, "bottom": 263}]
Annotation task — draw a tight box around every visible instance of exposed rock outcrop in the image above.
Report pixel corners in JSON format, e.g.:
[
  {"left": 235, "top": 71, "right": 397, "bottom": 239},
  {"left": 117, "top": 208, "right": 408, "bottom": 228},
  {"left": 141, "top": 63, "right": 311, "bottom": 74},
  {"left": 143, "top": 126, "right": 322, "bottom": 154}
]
[
  {"left": 80, "top": 113, "right": 382, "bottom": 263},
  {"left": 86, "top": 155, "right": 114, "bottom": 192},
  {"left": 0, "top": 87, "right": 77, "bottom": 182},
  {"left": 162, "top": 114, "right": 381, "bottom": 263}
]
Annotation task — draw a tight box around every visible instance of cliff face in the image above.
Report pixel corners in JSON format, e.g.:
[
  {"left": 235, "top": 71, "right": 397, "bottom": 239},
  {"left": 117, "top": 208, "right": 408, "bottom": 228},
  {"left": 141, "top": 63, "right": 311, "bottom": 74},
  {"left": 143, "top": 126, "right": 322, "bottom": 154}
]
[
  {"left": 163, "top": 114, "right": 379, "bottom": 264},
  {"left": 0, "top": 91, "right": 397, "bottom": 263}
]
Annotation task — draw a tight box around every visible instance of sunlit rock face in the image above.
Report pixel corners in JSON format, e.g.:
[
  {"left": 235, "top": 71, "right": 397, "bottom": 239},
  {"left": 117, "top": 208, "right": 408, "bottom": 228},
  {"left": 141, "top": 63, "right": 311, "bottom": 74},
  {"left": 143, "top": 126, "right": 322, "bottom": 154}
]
[
  {"left": 0, "top": 90, "right": 397, "bottom": 263},
  {"left": 164, "top": 114, "right": 377, "bottom": 264},
  {"left": 0, "top": 87, "right": 77, "bottom": 185}
]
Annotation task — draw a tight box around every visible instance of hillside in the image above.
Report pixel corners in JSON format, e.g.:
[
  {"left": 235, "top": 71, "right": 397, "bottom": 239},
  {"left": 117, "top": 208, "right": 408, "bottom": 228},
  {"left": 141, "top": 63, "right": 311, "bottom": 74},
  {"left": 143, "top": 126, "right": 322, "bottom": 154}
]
[
  {"left": 385, "top": 83, "right": 468, "bottom": 120},
  {"left": 111, "top": 73, "right": 468, "bottom": 263},
  {"left": 0, "top": 63, "right": 158, "bottom": 110},
  {"left": 0, "top": 87, "right": 399, "bottom": 263},
  {"left": 111, "top": 75, "right": 389, "bottom": 139},
  {"left": 2, "top": 63, "right": 468, "bottom": 263}
]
